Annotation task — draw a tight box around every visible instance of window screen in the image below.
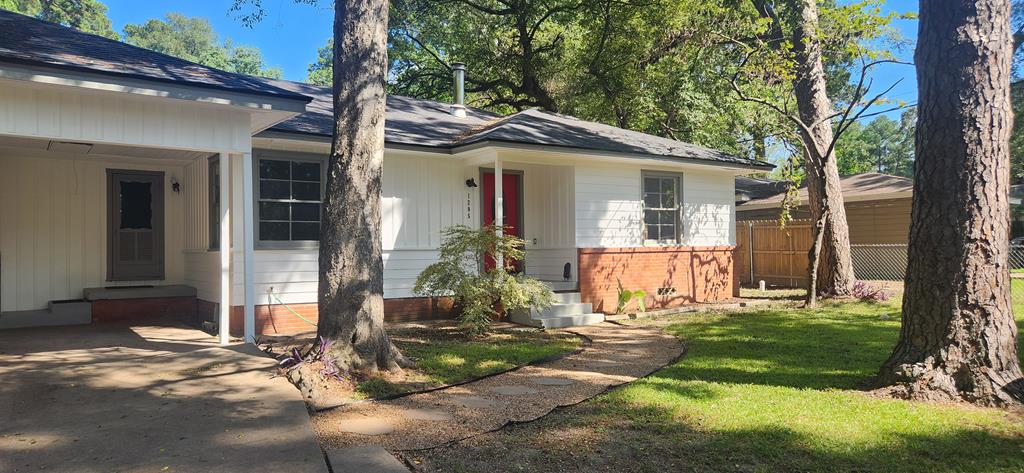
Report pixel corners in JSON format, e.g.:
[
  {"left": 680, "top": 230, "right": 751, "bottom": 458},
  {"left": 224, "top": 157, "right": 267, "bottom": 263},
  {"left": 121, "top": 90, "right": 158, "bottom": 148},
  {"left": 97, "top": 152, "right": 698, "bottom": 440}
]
[
  {"left": 642, "top": 173, "right": 681, "bottom": 243},
  {"left": 258, "top": 157, "right": 322, "bottom": 242},
  {"left": 119, "top": 182, "right": 153, "bottom": 230}
]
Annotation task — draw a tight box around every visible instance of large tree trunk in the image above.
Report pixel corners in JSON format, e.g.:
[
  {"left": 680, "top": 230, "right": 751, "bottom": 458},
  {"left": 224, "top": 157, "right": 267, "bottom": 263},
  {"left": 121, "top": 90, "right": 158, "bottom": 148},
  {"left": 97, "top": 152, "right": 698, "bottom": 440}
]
[
  {"left": 317, "top": 0, "right": 407, "bottom": 372},
  {"left": 877, "top": 0, "right": 1023, "bottom": 406},
  {"left": 790, "top": 0, "right": 855, "bottom": 299}
]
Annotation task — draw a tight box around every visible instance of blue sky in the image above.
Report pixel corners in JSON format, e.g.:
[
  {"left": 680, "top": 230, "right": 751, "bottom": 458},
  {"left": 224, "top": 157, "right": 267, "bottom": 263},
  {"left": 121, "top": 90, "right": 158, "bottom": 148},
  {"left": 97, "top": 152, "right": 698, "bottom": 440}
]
[
  {"left": 105, "top": 0, "right": 335, "bottom": 81},
  {"left": 104, "top": 0, "right": 919, "bottom": 120}
]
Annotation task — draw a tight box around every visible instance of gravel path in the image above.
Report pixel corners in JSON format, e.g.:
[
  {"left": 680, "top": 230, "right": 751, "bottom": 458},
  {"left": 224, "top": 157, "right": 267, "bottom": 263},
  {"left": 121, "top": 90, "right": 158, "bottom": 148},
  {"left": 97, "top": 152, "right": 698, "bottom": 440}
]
[{"left": 312, "top": 322, "right": 683, "bottom": 451}]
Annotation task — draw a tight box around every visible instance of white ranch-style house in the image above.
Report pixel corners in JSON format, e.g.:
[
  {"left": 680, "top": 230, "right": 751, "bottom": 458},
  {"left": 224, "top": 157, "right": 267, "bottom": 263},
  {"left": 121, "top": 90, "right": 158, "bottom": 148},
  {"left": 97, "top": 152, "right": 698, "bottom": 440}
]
[{"left": 0, "top": 10, "right": 772, "bottom": 342}]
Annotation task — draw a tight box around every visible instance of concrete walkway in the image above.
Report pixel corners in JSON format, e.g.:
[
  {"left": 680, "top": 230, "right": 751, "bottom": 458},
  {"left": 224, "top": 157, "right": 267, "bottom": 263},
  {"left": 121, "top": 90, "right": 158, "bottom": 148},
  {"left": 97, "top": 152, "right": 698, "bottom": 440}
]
[
  {"left": 0, "top": 323, "right": 327, "bottom": 473},
  {"left": 314, "top": 322, "right": 683, "bottom": 452}
]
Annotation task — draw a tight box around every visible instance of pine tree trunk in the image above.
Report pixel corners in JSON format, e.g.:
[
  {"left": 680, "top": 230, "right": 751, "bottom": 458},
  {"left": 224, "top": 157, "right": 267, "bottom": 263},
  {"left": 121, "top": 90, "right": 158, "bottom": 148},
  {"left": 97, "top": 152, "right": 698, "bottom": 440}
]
[
  {"left": 316, "top": 0, "right": 408, "bottom": 372},
  {"left": 877, "top": 0, "right": 1023, "bottom": 406},
  {"left": 790, "top": 0, "right": 855, "bottom": 299}
]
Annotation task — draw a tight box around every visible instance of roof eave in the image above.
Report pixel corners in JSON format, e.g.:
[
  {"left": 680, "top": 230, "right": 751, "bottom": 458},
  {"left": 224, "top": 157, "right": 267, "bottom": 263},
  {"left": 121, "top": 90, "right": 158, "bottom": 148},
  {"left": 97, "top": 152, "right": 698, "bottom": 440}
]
[
  {"left": 0, "top": 59, "right": 312, "bottom": 112},
  {"left": 451, "top": 138, "right": 775, "bottom": 171}
]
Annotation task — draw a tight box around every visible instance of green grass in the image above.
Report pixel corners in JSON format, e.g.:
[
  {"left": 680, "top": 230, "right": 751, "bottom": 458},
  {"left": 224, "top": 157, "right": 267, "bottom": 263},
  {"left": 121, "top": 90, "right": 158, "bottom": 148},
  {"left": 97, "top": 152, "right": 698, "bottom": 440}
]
[
  {"left": 356, "top": 328, "right": 582, "bottom": 398},
  {"left": 416, "top": 299, "right": 1024, "bottom": 473}
]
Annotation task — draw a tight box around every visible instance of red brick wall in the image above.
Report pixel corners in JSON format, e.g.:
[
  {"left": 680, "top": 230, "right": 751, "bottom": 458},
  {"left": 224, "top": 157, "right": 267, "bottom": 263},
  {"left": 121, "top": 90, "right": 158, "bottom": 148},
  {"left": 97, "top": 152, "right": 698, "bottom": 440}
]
[
  {"left": 577, "top": 246, "right": 738, "bottom": 313},
  {"left": 226, "top": 296, "right": 455, "bottom": 336},
  {"left": 91, "top": 297, "right": 197, "bottom": 322}
]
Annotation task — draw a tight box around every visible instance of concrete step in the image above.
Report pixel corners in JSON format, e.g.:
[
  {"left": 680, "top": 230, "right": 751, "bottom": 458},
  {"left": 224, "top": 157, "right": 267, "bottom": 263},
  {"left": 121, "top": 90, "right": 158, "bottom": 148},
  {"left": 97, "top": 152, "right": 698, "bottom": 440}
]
[
  {"left": 543, "top": 281, "right": 579, "bottom": 292},
  {"left": 83, "top": 284, "right": 196, "bottom": 301},
  {"left": 536, "top": 313, "right": 605, "bottom": 329},
  {"left": 0, "top": 301, "right": 92, "bottom": 330},
  {"left": 533, "top": 302, "right": 593, "bottom": 318},
  {"left": 552, "top": 292, "right": 582, "bottom": 304}
]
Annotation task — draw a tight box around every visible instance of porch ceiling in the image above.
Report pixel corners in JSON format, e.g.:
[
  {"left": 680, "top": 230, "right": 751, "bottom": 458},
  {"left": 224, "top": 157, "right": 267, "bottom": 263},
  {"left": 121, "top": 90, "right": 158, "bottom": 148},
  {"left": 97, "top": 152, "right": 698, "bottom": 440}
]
[{"left": 0, "top": 134, "right": 213, "bottom": 162}]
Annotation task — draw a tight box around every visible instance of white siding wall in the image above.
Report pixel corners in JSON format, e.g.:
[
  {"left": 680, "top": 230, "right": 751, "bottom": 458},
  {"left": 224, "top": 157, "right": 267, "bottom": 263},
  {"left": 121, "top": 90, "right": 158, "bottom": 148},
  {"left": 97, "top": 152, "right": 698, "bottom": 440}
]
[
  {"left": 210, "top": 151, "right": 472, "bottom": 306},
  {"left": 682, "top": 169, "right": 736, "bottom": 246},
  {"left": 575, "top": 164, "right": 644, "bottom": 247},
  {"left": 0, "top": 78, "right": 252, "bottom": 153},
  {"left": 574, "top": 162, "right": 736, "bottom": 248},
  {"left": 178, "top": 148, "right": 738, "bottom": 307},
  {"left": 0, "top": 152, "right": 187, "bottom": 312}
]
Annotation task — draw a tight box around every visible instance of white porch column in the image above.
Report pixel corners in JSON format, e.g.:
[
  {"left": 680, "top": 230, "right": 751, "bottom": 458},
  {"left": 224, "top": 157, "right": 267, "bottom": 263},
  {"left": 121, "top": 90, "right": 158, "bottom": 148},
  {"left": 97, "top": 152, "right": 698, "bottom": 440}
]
[
  {"left": 218, "top": 152, "right": 232, "bottom": 345},
  {"left": 494, "top": 156, "right": 504, "bottom": 269},
  {"left": 241, "top": 152, "right": 256, "bottom": 343}
]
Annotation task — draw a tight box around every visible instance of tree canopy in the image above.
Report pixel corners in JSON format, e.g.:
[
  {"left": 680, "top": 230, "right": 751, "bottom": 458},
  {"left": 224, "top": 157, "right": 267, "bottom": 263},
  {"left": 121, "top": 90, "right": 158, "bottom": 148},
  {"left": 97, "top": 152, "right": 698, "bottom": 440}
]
[
  {"left": 1, "top": 0, "right": 117, "bottom": 38},
  {"left": 123, "top": 13, "right": 282, "bottom": 79},
  {"left": 303, "top": 0, "right": 904, "bottom": 162},
  {"left": 834, "top": 110, "right": 915, "bottom": 177}
]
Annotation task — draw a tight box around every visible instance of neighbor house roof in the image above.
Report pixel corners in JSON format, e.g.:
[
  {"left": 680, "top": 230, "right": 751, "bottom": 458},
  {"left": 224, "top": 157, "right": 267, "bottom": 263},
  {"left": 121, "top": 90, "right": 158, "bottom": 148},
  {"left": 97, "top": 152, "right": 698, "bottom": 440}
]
[
  {"left": 259, "top": 80, "right": 773, "bottom": 170},
  {"left": 737, "top": 172, "right": 914, "bottom": 211},
  {"left": 735, "top": 176, "right": 790, "bottom": 202},
  {"left": 0, "top": 9, "right": 310, "bottom": 102}
]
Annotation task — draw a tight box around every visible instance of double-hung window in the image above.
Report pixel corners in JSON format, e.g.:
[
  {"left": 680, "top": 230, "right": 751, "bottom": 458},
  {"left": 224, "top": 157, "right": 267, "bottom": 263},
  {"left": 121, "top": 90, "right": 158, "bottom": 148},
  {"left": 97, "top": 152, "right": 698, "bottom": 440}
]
[
  {"left": 257, "top": 154, "right": 323, "bottom": 245},
  {"left": 642, "top": 172, "right": 682, "bottom": 243}
]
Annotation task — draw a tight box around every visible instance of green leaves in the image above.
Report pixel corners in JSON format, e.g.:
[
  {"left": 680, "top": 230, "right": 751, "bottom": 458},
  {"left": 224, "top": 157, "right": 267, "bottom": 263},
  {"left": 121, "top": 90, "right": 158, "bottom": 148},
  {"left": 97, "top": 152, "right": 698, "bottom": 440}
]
[
  {"left": 3, "top": 0, "right": 118, "bottom": 39},
  {"left": 616, "top": 278, "right": 647, "bottom": 314}
]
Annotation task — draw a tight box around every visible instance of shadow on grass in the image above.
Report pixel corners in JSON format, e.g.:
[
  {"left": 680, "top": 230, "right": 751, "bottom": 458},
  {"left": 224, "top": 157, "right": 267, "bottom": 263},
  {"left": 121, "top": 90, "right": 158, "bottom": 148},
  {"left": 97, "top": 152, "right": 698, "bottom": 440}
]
[
  {"left": 418, "top": 390, "right": 1024, "bottom": 473},
  {"left": 412, "top": 301, "right": 1024, "bottom": 472}
]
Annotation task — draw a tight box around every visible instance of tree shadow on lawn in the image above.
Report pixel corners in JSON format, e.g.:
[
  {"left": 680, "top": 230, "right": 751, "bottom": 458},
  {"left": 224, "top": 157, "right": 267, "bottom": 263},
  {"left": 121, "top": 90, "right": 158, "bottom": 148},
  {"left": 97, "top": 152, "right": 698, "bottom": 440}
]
[
  {"left": 412, "top": 302, "right": 1024, "bottom": 472},
  {"left": 415, "top": 397, "right": 1024, "bottom": 473}
]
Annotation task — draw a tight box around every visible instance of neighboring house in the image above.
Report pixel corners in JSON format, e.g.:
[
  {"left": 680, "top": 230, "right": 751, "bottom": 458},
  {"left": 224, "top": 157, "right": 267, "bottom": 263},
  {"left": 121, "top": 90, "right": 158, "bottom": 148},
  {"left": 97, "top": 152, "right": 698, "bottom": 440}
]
[
  {"left": 0, "top": 10, "right": 772, "bottom": 341},
  {"left": 736, "top": 173, "right": 914, "bottom": 244},
  {"left": 734, "top": 176, "right": 790, "bottom": 205}
]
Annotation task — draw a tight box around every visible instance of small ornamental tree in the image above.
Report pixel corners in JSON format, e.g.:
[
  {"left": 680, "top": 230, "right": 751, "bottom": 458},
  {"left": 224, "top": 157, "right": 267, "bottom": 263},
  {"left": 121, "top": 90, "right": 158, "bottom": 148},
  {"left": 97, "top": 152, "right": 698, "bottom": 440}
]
[{"left": 414, "top": 225, "right": 555, "bottom": 336}]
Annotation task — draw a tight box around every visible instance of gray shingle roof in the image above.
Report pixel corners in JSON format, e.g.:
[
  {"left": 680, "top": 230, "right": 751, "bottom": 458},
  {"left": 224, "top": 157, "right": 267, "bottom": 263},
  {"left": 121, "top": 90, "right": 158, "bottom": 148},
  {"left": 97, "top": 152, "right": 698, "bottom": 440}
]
[
  {"left": 0, "top": 9, "right": 310, "bottom": 101},
  {"left": 735, "top": 176, "right": 789, "bottom": 202},
  {"left": 0, "top": 8, "right": 772, "bottom": 170},
  {"left": 261, "top": 80, "right": 772, "bottom": 169},
  {"left": 257, "top": 78, "right": 501, "bottom": 148}
]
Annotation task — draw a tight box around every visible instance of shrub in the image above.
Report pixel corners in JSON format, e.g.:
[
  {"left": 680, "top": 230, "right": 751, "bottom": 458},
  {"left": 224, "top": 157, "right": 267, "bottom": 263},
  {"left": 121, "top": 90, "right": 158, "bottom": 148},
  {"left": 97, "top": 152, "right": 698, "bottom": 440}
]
[
  {"left": 413, "top": 225, "right": 555, "bottom": 336},
  {"left": 851, "top": 281, "right": 890, "bottom": 303}
]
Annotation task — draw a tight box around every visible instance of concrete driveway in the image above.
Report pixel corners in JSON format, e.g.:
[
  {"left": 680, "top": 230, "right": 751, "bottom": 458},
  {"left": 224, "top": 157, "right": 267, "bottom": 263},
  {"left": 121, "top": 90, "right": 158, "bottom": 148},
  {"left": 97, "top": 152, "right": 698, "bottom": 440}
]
[{"left": 0, "top": 323, "right": 328, "bottom": 473}]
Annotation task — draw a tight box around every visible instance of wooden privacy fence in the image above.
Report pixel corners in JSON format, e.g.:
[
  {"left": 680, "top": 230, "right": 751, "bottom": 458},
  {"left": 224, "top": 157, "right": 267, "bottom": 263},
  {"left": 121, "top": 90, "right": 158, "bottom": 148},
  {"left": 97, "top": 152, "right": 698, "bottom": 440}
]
[{"left": 736, "top": 219, "right": 812, "bottom": 288}]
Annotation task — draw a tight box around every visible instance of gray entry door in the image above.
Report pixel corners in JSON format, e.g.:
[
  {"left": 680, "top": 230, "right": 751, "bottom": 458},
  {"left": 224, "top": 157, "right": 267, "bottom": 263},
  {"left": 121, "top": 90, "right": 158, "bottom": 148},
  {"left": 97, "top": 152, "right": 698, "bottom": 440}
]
[{"left": 107, "top": 170, "right": 165, "bottom": 281}]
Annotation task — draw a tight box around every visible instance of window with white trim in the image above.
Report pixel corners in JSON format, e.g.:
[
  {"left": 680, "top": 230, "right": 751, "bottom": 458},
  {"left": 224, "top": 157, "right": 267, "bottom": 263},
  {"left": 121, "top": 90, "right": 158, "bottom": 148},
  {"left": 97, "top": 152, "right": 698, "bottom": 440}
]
[
  {"left": 642, "top": 172, "right": 681, "bottom": 243},
  {"left": 257, "top": 156, "right": 323, "bottom": 243}
]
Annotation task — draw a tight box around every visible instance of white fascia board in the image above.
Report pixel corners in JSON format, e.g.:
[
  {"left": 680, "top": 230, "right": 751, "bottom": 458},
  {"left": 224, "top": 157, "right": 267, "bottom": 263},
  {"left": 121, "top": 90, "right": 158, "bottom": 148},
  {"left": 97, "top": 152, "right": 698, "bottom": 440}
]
[
  {"left": 0, "top": 62, "right": 307, "bottom": 132},
  {"left": 451, "top": 140, "right": 772, "bottom": 173}
]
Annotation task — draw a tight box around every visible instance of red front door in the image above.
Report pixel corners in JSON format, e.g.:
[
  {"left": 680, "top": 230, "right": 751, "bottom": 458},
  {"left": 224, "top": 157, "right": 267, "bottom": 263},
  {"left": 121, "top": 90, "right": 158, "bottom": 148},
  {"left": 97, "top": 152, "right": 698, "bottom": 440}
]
[{"left": 482, "top": 171, "right": 523, "bottom": 273}]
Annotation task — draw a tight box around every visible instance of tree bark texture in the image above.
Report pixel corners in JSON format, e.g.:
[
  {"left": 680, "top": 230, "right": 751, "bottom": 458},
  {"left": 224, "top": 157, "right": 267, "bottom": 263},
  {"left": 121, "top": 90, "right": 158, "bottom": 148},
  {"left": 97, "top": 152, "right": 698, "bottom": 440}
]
[
  {"left": 878, "top": 0, "right": 1023, "bottom": 406},
  {"left": 317, "top": 0, "right": 407, "bottom": 372},
  {"left": 790, "top": 0, "right": 856, "bottom": 298}
]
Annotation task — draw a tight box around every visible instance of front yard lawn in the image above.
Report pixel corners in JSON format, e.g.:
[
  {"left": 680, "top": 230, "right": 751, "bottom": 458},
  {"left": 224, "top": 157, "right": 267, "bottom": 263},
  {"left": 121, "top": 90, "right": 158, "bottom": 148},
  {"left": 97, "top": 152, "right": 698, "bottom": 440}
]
[{"left": 412, "top": 300, "right": 1024, "bottom": 472}]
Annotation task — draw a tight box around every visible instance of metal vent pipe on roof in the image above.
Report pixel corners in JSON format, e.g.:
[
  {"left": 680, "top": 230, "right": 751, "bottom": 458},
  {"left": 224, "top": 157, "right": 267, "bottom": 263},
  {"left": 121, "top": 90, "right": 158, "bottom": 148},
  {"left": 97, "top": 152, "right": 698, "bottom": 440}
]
[{"left": 450, "top": 62, "right": 466, "bottom": 118}]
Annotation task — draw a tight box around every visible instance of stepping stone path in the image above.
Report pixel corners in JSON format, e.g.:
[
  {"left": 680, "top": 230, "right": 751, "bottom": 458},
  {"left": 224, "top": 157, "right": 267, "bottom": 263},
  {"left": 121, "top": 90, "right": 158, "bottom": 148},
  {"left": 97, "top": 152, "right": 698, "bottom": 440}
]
[
  {"left": 448, "top": 395, "right": 497, "bottom": 409},
  {"left": 531, "top": 377, "right": 574, "bottom": 386},
  {"left": 489, "top": 385, "right": 540, "bottom": 396},
  {"left": 327, "top": 445, "right": 408, "bottom": 473},
  {"left": 312, "top": 323, "right": 682, "bottom": 452},
  {"left": 336, "top": 417, "right": 395, "bottom": 436},
  {"left": 401, "top": 408, "right": 454, "bottom": 422}
]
